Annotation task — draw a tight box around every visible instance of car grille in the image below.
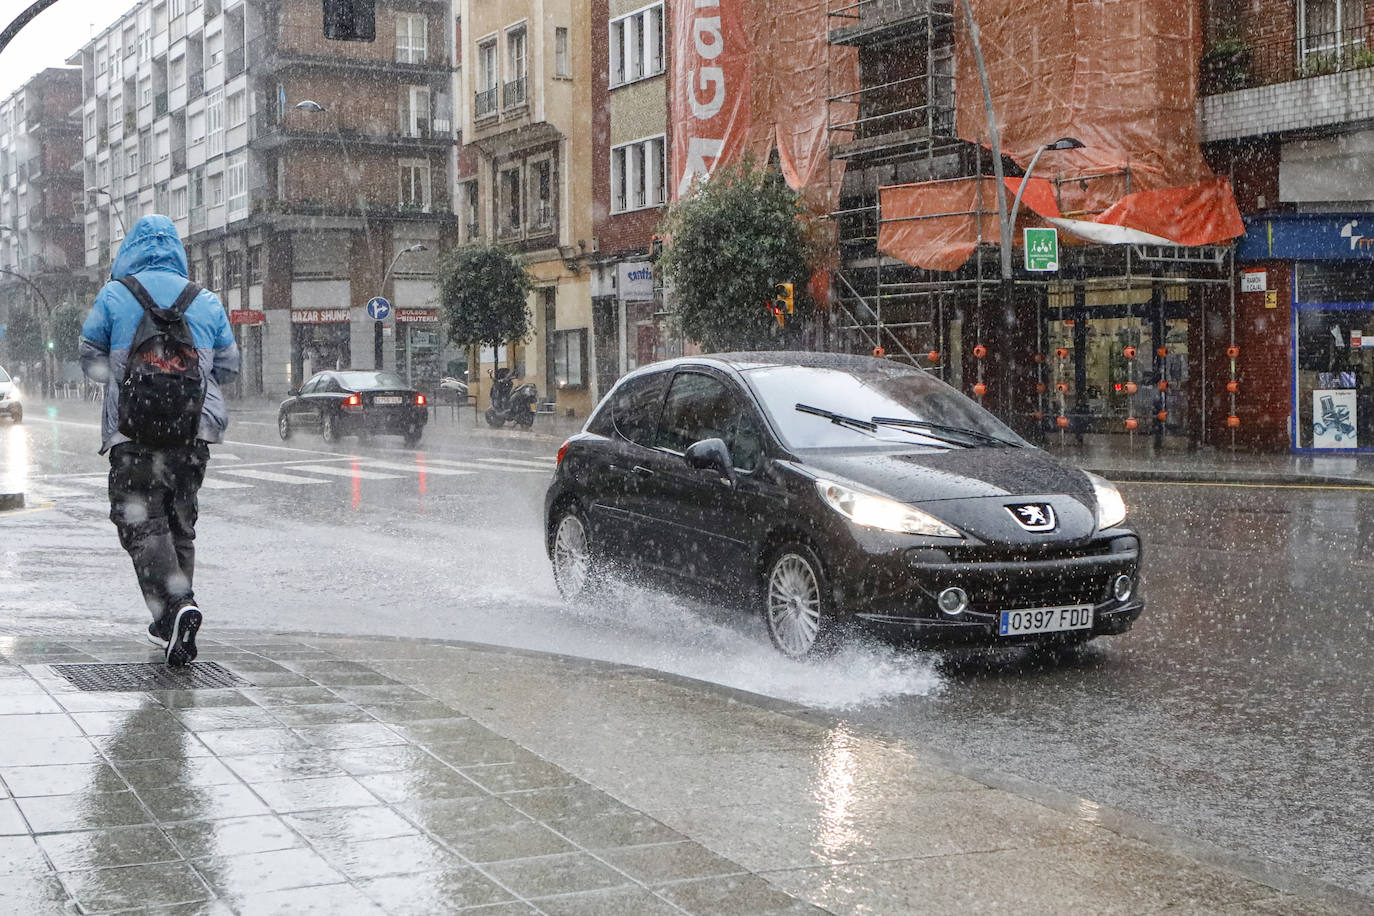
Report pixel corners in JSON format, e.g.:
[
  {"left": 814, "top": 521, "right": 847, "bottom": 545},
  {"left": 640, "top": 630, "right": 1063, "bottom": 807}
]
[{"left": 962, "top": 568, "right": 1116, "bottom": 611}]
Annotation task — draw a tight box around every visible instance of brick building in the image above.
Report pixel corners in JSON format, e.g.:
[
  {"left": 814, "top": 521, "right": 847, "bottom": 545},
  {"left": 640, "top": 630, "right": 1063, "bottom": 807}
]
[
  {"left": 71, "top": 0, "right": 460, "bottom": 398},
  {"left": 0, "top": 68, "right": 88, "bottom": 391},
  {"left": 1203, "top": 0, "right": 1374, "bottom": 451}
]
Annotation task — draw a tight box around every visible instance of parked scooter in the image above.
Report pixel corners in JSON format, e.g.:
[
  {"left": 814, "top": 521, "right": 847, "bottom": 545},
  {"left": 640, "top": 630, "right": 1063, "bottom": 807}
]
[{"left": 485, "top": 367, "right": 538, "bottom": 428}]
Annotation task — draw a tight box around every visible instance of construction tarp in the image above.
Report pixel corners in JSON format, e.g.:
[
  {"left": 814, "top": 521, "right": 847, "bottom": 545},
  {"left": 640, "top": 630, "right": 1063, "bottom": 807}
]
[
  {"left": 878, "top": 176, "right": 1246, "bottom": 271},
  {"left": 670, "top": 0, "right": 856, "bottom": 210}
]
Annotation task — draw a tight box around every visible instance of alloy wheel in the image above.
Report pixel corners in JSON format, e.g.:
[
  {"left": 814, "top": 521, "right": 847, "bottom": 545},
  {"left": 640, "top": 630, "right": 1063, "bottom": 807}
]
[
  {"left": 322, "top": 413, "right": 339, "bottom": 443},
  {"left": 552, "top": 513, "right": 591, "bottom": 600},
  {"left": 767, "top": 553, "right": 822, "bottom": 658},
  {"left": 277, "top": 413, "right": 291, "bottom": 440}
]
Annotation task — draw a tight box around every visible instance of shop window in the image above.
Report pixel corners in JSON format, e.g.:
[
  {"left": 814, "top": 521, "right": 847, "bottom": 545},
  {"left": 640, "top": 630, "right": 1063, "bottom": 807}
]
[{"left": 552, "top": 328, "right": 588, "bottom": 389}]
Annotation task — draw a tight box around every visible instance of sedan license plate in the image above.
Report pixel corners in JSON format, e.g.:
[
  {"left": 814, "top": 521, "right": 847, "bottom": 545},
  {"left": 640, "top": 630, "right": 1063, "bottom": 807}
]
[
  {"left": 373, "top": 396, "right": 404, "bottom": 405},
  {"left": 999, "top": 605, "right": 1093, "bottom": 637}
]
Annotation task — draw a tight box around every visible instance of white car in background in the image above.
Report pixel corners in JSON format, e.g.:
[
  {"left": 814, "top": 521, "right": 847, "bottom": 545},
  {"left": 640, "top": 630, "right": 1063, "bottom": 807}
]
[{"left": 0, "top": 366, "right": 22, "bottom": 423}]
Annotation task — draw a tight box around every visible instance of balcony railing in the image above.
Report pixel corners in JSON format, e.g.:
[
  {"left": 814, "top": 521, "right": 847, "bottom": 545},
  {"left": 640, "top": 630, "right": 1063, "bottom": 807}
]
[
  {"left": 226, "top": 46, "right": 245, "bottom": 77},
  {"left": 503, "top": 76, "right": 527, "bottom": 109},
  {"left": 155, "top": 92, "right": 168, "bottom": 116},
  {"left": 1201, "top": 24, "right": 1374, "bottom": 94},
  {"left": 475, "top": 87, "right": 498, "bottom": 119}
]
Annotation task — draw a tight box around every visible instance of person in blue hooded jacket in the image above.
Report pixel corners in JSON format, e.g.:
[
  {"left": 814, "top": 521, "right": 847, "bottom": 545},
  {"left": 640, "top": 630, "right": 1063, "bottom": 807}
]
[{"left": 79, "top": 215, "right": 240, "bottom": 666}]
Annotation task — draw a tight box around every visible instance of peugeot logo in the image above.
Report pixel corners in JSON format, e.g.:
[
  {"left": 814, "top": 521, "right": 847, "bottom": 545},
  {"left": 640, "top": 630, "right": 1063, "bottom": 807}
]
[{"left": 1007, "top": 503, "right": 1056, "bottom": 532}]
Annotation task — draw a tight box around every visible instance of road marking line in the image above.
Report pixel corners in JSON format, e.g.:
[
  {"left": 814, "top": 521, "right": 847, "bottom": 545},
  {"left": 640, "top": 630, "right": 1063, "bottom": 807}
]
[
  {"left": 286, "top": 464, "right": 405, "bottom": 480},
  {"left": 421, "top": 458, "right": 548, "bottom": 474},
  {"left": 218, "top": 468, "right": 329, "bottom": 485},
  {"left": 474, "top": 457, "right": 556, "bottom": 469},
  {"left": 360, "top": 460, "right": 475, "bottom": 476},
  {"left": 1126, "top": 480, "right": 1374, "bottom": 492},
  {"left": 198, "top": 477, "right": 252, "bottom": 490},
  {"left": 211, "top": 453, "right": 243, "bottom": 462}
]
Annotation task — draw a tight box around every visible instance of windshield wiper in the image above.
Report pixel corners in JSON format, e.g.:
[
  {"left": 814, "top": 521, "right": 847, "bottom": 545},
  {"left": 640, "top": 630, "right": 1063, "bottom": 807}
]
[
  {"left": 870, "top": 416, "right": 1020, "bottom": 448},
  {"left": 795, "top": 403, "right": 878, "bottom": 432}
]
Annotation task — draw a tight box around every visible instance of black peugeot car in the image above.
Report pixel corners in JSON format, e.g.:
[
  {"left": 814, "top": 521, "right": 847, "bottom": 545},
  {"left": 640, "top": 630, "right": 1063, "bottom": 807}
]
[
  {"left": 545, "top": 352, "right": 1143, "bottom": 658},
  {"left": 278, "top": 370, "right": 428, "bottom": 447}
]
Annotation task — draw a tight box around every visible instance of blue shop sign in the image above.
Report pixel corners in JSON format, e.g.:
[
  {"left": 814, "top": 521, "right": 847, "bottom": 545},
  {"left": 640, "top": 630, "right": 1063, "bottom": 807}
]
[{"left": 1239, "top": 214, "right": 1374, "bottom": 261}]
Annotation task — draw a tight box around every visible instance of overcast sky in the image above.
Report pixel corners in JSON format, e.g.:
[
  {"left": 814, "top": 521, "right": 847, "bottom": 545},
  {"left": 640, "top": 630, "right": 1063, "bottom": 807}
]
[{"left": 1, "top": 0, "right": 122, "bottom": 99}]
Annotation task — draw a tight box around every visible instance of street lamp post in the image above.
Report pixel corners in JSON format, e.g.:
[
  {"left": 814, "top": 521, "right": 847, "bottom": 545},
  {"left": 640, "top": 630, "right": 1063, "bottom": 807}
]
[
  {"left": 379, "top": 243, "right": 428, "bottom": 374},
  {"left": 0, "top": 266, "right": 56, "bottom": 398},
  {"left": 87, "top": 187, "right": 128, "bottom": 238}
]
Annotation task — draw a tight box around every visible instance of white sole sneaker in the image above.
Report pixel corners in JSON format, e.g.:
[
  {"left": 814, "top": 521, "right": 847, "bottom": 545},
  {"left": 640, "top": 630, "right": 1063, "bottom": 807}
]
[{"left": 166, "top": 605, "right": 202, "bottom": 668}]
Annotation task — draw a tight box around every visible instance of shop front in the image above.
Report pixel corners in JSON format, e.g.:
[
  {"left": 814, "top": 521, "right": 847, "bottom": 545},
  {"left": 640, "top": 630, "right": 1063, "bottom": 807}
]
[
  {"left": 290, "top": 308, "right": 352, "bottom": 385},
  {"left": 228, "top": 309, "right": 266, "bottom": 397},
  {"left": 1238, "top": 214, "right": 1374, "bottom": 452},
  {"left": 393, "top": 307, "right": 444, "bottom": 392}
]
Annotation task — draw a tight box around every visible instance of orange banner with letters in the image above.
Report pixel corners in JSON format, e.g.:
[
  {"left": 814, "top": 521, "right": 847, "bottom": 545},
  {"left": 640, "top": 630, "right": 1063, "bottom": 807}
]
[{"left": 671, "top": 0, "right": 752, "bottom": 200}]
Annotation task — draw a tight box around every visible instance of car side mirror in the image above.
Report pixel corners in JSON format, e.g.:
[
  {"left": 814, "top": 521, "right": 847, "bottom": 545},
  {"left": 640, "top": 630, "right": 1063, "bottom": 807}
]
[
  {"left": 684, "top": 437, "right": 736, "bottom": 486},
  {"left": 288, "top": 387, "right": 300, "bottom": 397},
  {"left": 10, "top": 377, "right": 19, "bottom": 385}
]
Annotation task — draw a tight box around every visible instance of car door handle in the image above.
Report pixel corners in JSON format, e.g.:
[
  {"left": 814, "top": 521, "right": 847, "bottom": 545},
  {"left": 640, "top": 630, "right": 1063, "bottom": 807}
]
[{"left": 632, "top": 465, "right": 654, "bottom": 477}]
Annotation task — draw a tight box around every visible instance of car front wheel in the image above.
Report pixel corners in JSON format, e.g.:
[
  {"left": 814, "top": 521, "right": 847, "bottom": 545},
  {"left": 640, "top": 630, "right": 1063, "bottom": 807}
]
[
  {"left": 277, "top": 412, "right": 291, "bottom": 440},
  {"left": 550, "top": 505, "right": 602, "bottom": 602},
  {"left": 762, "top": 544, "right": 837, "bottom": 659}
]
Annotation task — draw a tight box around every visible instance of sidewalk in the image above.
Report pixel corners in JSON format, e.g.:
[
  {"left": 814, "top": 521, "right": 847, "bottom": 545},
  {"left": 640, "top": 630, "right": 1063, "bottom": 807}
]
[{"left": 0, "top": 616, "right": 1365, "bottom": 914}]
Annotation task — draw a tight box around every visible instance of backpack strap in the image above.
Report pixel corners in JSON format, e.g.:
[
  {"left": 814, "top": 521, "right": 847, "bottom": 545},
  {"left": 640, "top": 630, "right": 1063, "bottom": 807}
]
[{"left": 116, "top": 276, "right": 202, "bottom": 317}]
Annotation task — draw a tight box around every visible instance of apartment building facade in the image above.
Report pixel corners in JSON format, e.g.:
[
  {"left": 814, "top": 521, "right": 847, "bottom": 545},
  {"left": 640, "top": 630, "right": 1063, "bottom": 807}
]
[
  {"left": 1202, "top": 0, "right": 1374, "bottom": 451},
  {"left": 588, "top": 0, "right": 674, "bottom": 397},
  {"left": 0, "top": 67, "right": 87, "bottom": 383},
  {"left": 72, "top": 0, "right": 459, "bottom": 398},
  {"left": 456, "top": 0, "right": 596, "bottom": 417}
]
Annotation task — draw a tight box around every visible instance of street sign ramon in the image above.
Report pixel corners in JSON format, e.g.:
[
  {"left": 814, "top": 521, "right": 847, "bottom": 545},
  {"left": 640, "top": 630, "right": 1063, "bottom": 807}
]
[
  {"left": 366, "top": 296, "right": 391, "bottom": 321},
  {"left": 1024, "top": 227, "right": 1059, "bottom": 272}
]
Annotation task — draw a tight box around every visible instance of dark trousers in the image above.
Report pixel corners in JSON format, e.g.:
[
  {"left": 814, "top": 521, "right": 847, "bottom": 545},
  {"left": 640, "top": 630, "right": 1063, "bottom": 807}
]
[{"left": 108, "top": 441, "right": 209, "bottom": 620}]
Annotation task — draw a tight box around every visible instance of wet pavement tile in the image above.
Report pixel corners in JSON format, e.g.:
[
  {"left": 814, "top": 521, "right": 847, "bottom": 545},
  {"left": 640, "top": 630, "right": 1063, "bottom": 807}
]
[
  {"left": 219, "top": 749, "right": 348, "bottom": 783},
  {"left": 0, "top": 709, "right": 78, "bottom": 736},
  {"left": 192, "top": 846, "right": 346, "bottom": 895},
  {"left": 54, "top": 691, "right": 160, "bottom": 713},
  {"left": 150, "top": 689, "right": 259, "bottom": 710},
  {"left": 114, "top": 756, "right": 243, "bottom": 791},
  {"left": 195, "top": 727, "right": 309, "bottom": 757},
  {"left": 301, "top": 670, "right": 399, "bottom": 688},
  {"left": 0, "top": 835, "right": 49, "bottom": 877},
  {"left": 163, "top": 814, "right": 305, "bottom": 860},
  {"left": 229, "top": 882, "right": 387, "bottom": 915},
  {"left": 357, "top": 759, "right": 486, "bottom": 804},
  {"left": 397, "top": 795, "right": 528, "bottom": 837},
  {"left": 292, "top": 722, "right": 407, "bottom": 750},
  {"left": 427, "top": 737, "right": 532, "bottom": 768},
  {"left": 175, "top": 705, "right": 286, "bottom": 731},
  {"left": 534, "top": 886, "right": 687, "bottom": 916},
  {"left": 37, "top": 823, "right": 181, "bottom": 871},
  {"left": 328, "top": 744, "right": 437, "bottom": 776},
  {"left": 0, "top": 798, "right": 26, "bottom": 834},
  {"left": 284, "top": 805, "right": 419, "bottom": 844},
  {"left": 485, "top": 851, "right": 633, "bottom": 899},
  {"left": 251, "top": 775, "right": 380, "bottom": 812},
  {"left": 654, "top": 874, "right": 828, "bottom": 915},
  {"left": 267, "top": 702, "right": 377, "bottom": 728},
  {"left": 0, "top": 761, "right": 126, "bottom": 797},
  {"left": 17, "top": 788, "right": 153, "bottom": 833},
  {"left": 0, "top": 872, "right": 71, "bottom": 913},
  {"left": 440, "top": 820, "right": 578, "bottom": 864},
  {"left": 0, "top": 677, "right": 49, "bottom": 696},
  {"left": 551, "top": 812, "right": 685, "bottom": 851},
  {"left": 392, "top": 717, "right": 499, "bottom": 745},
  {"left": 224, "top": 671, "right": 316, "bottom": 688},
  {"left": 329, "top": 684, "right": 438, "bottom": 705},
  {"left": 359, "top": 700, "right": 463, "bottom": 722},
  {"left": 600, "top": 841, "right": 747, "bottom": 885},
  {"left": 72, "top": 707, "right": 189, "bottom": 737},
  {"left": 313, "top": 832, "right": 462, "bottom": 880},
  {"left": 60, "top": 859, "right": 213, "bottom": 911},
  {"left": 502, "top": 786, "right": 640, "bottom": 823},
  {"left": 355, "top": 867, "right": 516, "bottom": 914},
  {"left": 90, "top": 731, "right": 214, "bottom": 761},
  {"left": 139, "top": 783, "right": 271, "bottom": 822},
  {"left": 459, "top": 759, "right": 586, "bottom": 795},
  {"left": 238, "top": 686, "right": 341, "bottom": 707}
]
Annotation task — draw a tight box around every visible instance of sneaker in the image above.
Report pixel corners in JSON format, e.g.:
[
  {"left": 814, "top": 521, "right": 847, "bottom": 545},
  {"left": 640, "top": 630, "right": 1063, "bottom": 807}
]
[
  {"left": 166, "top": 605, "right": 202, "bottom": 668},
  {"left": 146, "top": 618, "right": 170, "bottom": 650}
]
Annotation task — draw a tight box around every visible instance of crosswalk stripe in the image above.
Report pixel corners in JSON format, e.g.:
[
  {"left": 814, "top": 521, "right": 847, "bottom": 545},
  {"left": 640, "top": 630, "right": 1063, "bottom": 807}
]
[
  {"left": 218, "top": 468, "right": 329, "bottom": 485},
  {"left": 361, "top": 460, "right": 475, "bottom": 476},
  {"left": 475, "top": 457, "right": 557, "bottom": 469},
  {"left": 198, "top": 476, "right": 252, "bottom": 489},
  {"left": 210, "top": 453, "right": 243, "bottom": 462},
  {"left": 422, "top": 458, "right": 549, "bottom": 474},
  {"left": 286, "top": 464, "right": 405, "bottom": 480}
]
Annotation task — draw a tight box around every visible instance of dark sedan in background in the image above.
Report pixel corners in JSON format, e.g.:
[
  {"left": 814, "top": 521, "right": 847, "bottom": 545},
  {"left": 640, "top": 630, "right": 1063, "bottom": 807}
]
[
  {"left": 278, "top": 370, "right": 428, "bottom": 447},
  {"left": 545, "top": 352, "right": 1143, "bottom": 659}
]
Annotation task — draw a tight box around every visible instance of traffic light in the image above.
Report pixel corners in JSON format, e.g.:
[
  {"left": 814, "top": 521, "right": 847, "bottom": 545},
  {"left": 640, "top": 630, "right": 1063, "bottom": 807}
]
[
  {"left": 774, "top": 282, "right": 794, "bottom": 315},
  {"left": 45, "top": 340, "right": 54, "bottom": 350},
  {"left": 767, "top": 302, "right": 785, "bottom": 329},
  {"left": 322, "top": 0, "right": 375, "bottom": 41}
]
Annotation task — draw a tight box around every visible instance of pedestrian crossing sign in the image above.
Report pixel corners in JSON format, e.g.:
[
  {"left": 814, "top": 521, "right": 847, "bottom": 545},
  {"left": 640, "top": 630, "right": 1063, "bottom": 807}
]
[{"left": 1025, "top": 227, "right": 1058, "bottom": 272}]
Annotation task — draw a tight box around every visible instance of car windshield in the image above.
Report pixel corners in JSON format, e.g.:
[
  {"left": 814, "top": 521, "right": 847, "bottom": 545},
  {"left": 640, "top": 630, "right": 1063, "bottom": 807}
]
[
  {"left": 336, "top": 371, "right": 407, "bottom": 390},
  {"left": 0, "top": 368, "right": 10, "bottom": 383},
  {"left": 744, "top": 365, "right": 1027, "bottom": 450}
]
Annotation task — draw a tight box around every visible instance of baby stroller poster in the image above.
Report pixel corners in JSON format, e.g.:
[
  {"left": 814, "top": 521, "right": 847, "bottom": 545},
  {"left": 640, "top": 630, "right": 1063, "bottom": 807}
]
[{"left": 1313, "top": 389, "right": 1358, "bottom": 448}]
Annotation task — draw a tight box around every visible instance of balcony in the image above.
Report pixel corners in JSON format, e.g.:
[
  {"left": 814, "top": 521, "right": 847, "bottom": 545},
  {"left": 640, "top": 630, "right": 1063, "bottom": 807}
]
[
  {"left": 1199, "top": 25, "right": 1374, "bottom": 142},
  {"left": 828, "top": 0, "right": 953, "bottom": 46},
  {"left": 155, "top": 92, "right": 168, "bottom": 117},
  {"left": 475, "top": 87, "right": 498, "bottom": 119},
  {"left": 225, "top": 46, "right": 245, "bottom": 78},
  {"left": 503, "top": 77, "right": 527, "bottom": 110}
]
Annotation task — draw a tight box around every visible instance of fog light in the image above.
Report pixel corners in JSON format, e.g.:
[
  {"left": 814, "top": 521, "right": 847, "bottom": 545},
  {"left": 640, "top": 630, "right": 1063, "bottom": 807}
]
[
  {"left": 1113, "top": 575, "right": 1134, "bottom": 602},
  {"left": 937, "top": 587, "right": 968, "bottom": 616}
]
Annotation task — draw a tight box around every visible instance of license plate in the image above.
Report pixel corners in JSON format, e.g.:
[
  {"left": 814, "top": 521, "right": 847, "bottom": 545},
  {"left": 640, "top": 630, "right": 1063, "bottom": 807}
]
[
  {"left": 373, "top": 396, "right": 403, "bottom": 405},
  {"left": 999, "top": 605, "right": 1093, "bottom": 637}
]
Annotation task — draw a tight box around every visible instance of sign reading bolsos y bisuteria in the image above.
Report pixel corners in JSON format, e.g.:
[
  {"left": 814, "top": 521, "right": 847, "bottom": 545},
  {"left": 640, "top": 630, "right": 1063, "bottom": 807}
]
[
  {"left": 616, "top": 262, "right": 656, "bottom": 301},
  {"left": 1024, "top": 228, "right": 1059, "bottom": 272}
]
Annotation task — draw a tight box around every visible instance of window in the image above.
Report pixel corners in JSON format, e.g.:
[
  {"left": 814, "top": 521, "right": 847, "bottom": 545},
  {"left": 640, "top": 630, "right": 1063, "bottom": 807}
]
[
  {"left": 208, "top": 172, "right": 223, "bottom": 206},
  {"left": 139, "top": 75, "right": 152, "bottom": 108},
  {"left": 206, "top": 31, "right": 223, "bottom": 67},
  {"left": 85, "top": 111, "right": 96, "bottom": 140},
  {"left": 138, "top": 131, "right": 152, "bottom": 181},
  {"left": 188, "top": 110, "right": 205, "bottom": 144},
  {"left": 154, "top": 128, "right": 169, "bottom": 161},
  {"left": 109, "top": 95, "right": 122, "bottom": 128},
  {"left": 188, "top": 169, "right": 203, "bottom": 209},
  {"left": 225, "top": 249, "right": 241, "bottom": 289},
  {"left": 399, "top": 159, "right": 431, "bottom": 211},
  {"left": 499, "top": 166, "right": 521, "bottom": 232},
  {"left": 400, "top": 86, "right": 431, "bottom": 137},
  {"left": 152, "top": 2, "right": 167, "bottom": 34},
  {"left": 1300, "top": 0, "right": 1364, "bottom": 62},
  {"left": 206, "top": 90, "right": 223, "bottom": 156},
  {"left": 655, "top": 372, "right": 763, "bottom": 470},
  {"left": 505, "top": 26, "right": 527, "bottom": 107},
  {"left": 170, "top": 0, "right": 183, "bottom": 16},
  {"left": 610, "top": 135, "right": 665, "bottom": 213},
  {"left": 555, "top": 27, "right": 570, "bottom": 78},
  {"left": 592, "top": 370, "right": 668, "bottom": 445},
  {"left": 247, "top": 245, "right": 262, "bottom": 285},
  {"left": 171, "top": 185, "right": 187, "bottom": 217},
  {"left": 170, "top": 56, "right": 185, "bottom": 90},
  {"left": 396, "top": 14, "right": 427, "bottom": 64},
  {"left": 226, "top": 91, "right": 245, "bottom": 127},
  {"left": 97, "top": 49, "right": 108, "bottom": 76},
  {"left": 476, "top": 39, "right": 498, "bottom": 117},
  {"left": 226, "top": 155, "right": 247, "bottom": 214},
  {"left": 155, "top": 181, "right": 170, "bottom": 214},
  {"left": 551, "top": 328, "right": 588, "bottom": 390},
  {"left": 609, "top": 3, "right": 664, "bottom": 87},
  {"left": 207, "top": 254, "right": 221, "bottom": 291},
  {"left": 530, "top": 158, "right": 553, "bottom": 230}
]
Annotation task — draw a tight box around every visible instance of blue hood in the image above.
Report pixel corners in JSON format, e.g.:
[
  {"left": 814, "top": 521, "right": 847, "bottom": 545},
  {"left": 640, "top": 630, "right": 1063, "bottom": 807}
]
[{"left": 111, "top": 214, "right": 188, "bottom": 279}]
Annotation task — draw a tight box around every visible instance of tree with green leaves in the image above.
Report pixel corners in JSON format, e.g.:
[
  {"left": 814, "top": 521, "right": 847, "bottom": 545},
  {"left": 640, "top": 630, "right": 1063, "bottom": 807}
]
[
  {"left": 436, "top": 241, "right": 533, "bottom": 368},
  {"left": 1, "top": 307, "right": 43, "bottom": 366},
  {"left": 51, "top": 302, "right": 87, "bottom": 363},
  {"left": 657, "top": 158, "right": 814, "bottom": 352}
]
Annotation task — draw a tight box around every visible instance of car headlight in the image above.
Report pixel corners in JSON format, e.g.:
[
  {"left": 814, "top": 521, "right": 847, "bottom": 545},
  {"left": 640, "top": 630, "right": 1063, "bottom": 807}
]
[
  {"left": 815, "top": 479, "right": 961, "bottom": 538},
  {"left": 1087, "top": 473, "right": 1127, "bottom": 529}
]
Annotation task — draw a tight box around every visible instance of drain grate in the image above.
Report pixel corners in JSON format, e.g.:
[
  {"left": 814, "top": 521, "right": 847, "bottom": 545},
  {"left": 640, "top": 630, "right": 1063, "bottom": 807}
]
[{"left": 50, "top": 662, "right": 251, "bottom": 692}]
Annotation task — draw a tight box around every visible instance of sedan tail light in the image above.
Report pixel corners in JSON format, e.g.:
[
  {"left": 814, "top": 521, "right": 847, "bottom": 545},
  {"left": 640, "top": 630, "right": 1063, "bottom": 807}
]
[
  {"left": 344, "top": 393, "right": 361, "bottom": 408},
  {"left": 556, "top": 440, "right": 570, "bottom": 466},
  {"left": 414, "top": 393, "right": 427, "bottom": 406}
]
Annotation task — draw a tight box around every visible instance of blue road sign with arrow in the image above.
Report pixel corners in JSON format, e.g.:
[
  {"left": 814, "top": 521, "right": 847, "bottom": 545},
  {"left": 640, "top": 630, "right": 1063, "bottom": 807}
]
[{"left": 366, "top": 296, "right": 392, "bottom": 321}]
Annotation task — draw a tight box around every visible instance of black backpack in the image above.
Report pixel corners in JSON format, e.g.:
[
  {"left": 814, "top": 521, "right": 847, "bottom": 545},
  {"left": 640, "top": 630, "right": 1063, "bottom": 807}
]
[{"left": 115, "top": 275, "right": 205, "bottom": 447}]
